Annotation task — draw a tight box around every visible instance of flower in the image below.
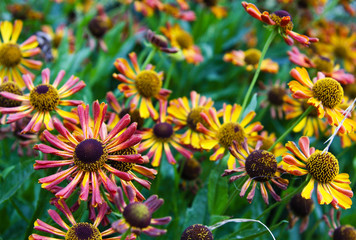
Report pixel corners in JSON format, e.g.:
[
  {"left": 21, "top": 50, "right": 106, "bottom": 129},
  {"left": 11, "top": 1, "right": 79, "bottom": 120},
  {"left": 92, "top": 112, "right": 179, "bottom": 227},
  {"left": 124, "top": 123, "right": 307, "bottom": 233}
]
[
  {"left": 7, "top": 3, "right": 43, "bottom": 21},
  {"left": 282, "top": 136, "right": 353, "bottom": 209},
  {"left": 29, "top": 199, "right": 128, "bottom": 240},
  {"left": 112, "top": 185, "right": 171, "bottom": 237},
  {"left": 259, "top": 79, "right": 288, "bottom": 118},
  {"left": 113, "top": 52, "right": 171, "bottom": 119},
  {"left": 34, "top": 101, "right": 146, "bottom": 207},
  {"left": 223, "top": 140, "right": 288, "bottom": 204},
  {"left": 250, "top": 130, "right": 286, "bottom": 157},
  {"left": 167, "top": 91, "right": 214, "bottom": 149},
  {"left": 161, "top": 3, "right": 196, "bottom": 21},
  {"left": 0, "top": 68, "right": 85, "bottom": 133},
  {"left": 197, "top": 103, "right": 263, "bottom": 169},
  {"left": 241, "top": 2, "right": 318, "bottom": 46},
  {"left": 134, "top": 0, "right": 163, "bottom": 16},
  {"left": 288, "top": 67, "right": 356, "bottom": 134},
  {"left": 323, "top": 209, "right": 356, "bottom": 239},
  {"left": 288, "top": 47, "right": 354, "bottom": 85},
  {"left": 146, "top": 29, "right": 178, "bottom": 54},
  {"left": 196, "top": 0, "right": 227, "bottom": 18},
  {"left": 181, "top": 224, "right": 213, "bottom": 240},
  {"left": 160, "top": 23, "right": 204, "bottom": 64},
  {"left": 287, "top": 194, "right": 314, "bottom": 233},
  {"left": 0, "top": 76, "right": 23, "bottom": 124},
  {"left": 138, "top": 100, "right": 193, "bottom": 167},
  {"left": 283, "top": 95, "right": 327, "bottom": 138},
  {"left": 0, "top": 20, "right": 42, "bottom": 88},
  {"left": 224, "top": 49, "right": 279, "bottom": 74}
]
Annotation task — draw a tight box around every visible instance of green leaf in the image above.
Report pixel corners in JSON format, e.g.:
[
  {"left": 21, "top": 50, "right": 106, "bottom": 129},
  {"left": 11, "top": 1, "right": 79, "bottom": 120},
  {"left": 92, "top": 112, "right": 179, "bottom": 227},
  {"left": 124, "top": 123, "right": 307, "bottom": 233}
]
[
  {"left": 0, "top": 159, "right": 34, "bottom": 205},
  {"left": 0, "top": 165, "right": 15, "bottom": 180},
  {"left": 208, "top": 160, "right": 228, "bottom": 215},
  {"left": 242, "top": 93, "right": 258, "bottom": 119},
  {"left": 183, "top": 187, "right": 208, "bottom": 228}
]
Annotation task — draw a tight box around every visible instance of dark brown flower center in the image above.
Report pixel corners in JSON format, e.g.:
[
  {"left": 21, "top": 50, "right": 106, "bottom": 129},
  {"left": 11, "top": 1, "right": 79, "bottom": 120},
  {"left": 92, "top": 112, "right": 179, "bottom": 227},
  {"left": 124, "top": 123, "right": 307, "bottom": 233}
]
[
  {"left": 88, "top": 16, "right": 112, "bottom": 38},
  {"left": 333, "top": 225, "right": 356, "bottom": 240},
  {"left": 135, "top": 70, "right": 161, "bottom": 98},
  {"left": 306, "top": 151, "right": 339, "bottom": 183},
  {"left": 108, "top": 147, "right": 137, "bottom": 172},
  {"left": 268, "top": 86, "right": 286, "bottom": 106},
  {"left": 180, "top": 158, "right": 201, "bottom": 181},
  {"left": 153, "top": 122, "right": 174, "bottom": 139},
  {"left": 74, "top": 139, "right": 107, "bottom": 172},
  {"left": 65, "top": 222, "right": 102, "bottom": 240},
  {"left": 123, "top": 202, "right": 152, "bottom": 228},
  {"left": 0, "top": 82, "right": 23, "bottom": 107},
  {"left": 29, "top": 84, "right": 60, "bottom": 112},
  {"left": 181, "top": 224, "right": 213, "bottom": 240},
  {"left": 245, "top": 150, "right": 277, "bottom": 182},
  {"left": 0, "top": 43, "right": 22, "bottom": 68},
  {"left": 289, "top": 194, "right": 314, "bottom": 218},
  {"left": 312, "top": 78, "right": 343, "bottom": 109},
  {"left": 217, "top": 122, "right": 245, "bottom": 148}
]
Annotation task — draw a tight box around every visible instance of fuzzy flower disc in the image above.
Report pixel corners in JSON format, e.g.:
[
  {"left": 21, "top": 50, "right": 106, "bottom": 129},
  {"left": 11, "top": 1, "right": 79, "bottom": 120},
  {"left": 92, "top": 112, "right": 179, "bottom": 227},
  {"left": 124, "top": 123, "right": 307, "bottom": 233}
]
[
  {"left": 73, "top": 139, "right": 108, "bottom": 172},
  {"left": 245, "top": 150, "right": 277, "bottom": 182},
  {"left": 0, "top": 43, "right": 22, "bottom": 68},
  {"left": 29, "top": 84, "right": 60, "bottom": 112},
  {"left": 65, "top": 222, "right": 102, "bottom": 240},
  {"left": 312, "top": 78, "right": 343, "bottom": 109},
  {"left": 135, "top": 70, "right": 161, "bottom": 98},
  {"left": 306, "top": 151, "right": 339, "bottom": 183}
]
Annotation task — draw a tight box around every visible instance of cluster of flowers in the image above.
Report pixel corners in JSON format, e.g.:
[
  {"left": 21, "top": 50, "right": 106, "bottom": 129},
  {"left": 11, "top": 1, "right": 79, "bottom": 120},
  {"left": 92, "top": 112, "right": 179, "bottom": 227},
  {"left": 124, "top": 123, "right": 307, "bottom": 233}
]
[{"left": 0, "top": 0, "right": 356, "bottom": 239}]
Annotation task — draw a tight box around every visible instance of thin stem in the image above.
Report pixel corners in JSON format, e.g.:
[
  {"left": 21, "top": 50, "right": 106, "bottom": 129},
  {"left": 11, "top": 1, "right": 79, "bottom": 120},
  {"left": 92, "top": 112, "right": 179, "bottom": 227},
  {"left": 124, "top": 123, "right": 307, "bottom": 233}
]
[
  {"left": 268, "top": 106, "right": 313, "bottom": 152},
  {"left": 10, "top": 198, "right": 30, "bottom": 223},
  {"left": 100, "top": 185, "right": 116, "bottom": 211},
  {"left": 142, "top": 49, "right": 157, "bottom": 69},
  {"left": 163, "top": 61, "right": 175, "bottom": 89},
  {"left": 239, "top": 30, "right": 277, "bottom": 120},
  {"left": 257, "top": 175, "right": 311, "bottom": 220},
  {"left": 121, "top": 227, "right": 132, "bottom": 240}
]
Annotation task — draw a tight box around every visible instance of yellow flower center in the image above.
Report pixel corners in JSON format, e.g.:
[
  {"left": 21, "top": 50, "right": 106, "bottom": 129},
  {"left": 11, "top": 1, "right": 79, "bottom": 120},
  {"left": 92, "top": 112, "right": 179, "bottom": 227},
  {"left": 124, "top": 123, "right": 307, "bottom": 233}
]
[
  {"left": 217, "top": 122, "right": 245, "bottom": 148},
  {"left": 244, "top": 48, "right": 261, "bottom": 65},
  {"left": 333, "top": 44, "right": 348, "bottom": 59},
  {"left": 108, "top": 147, "right": 137, "bottom": 172},
  {"left": 333, "top": 225, "right": 356, "bottom": 240},
  {"left": 0, "top": 43, "right": 22, "bottom": 68},
  {"left": 65, "top": 222, "right": 102, "bottom": 240},
  {"left": 175, "top": 30, "right": 193, "bottom": 50},
  {"left": 187, "top": 107, "right": 208, "bottom": 130},
  {"left": 29, "top": 84, "right": 60, "bottom": 112},
  {"left": 245, "top": 150, "right": 277, "bottom": 182},
  {"left": 306, "top": 151, "right": 339, "bottom": 183},
  {"left": 270, "top": 10, "right": 294, "bottom": 31},
  {"left": 267, "top": 86, "right": 286, "bottom": 106},
  {"left": 135, "top": 70, "right": 162, "bottom": 98},
  {"left": 73, "top": 139, "right": 108, "bottom": 172},
  {"left": 123, "top": 202, "right": 152, "bottom": 228},
  {"left": 0, "top": 82, "right": 23, "bottom": 107},
  {"left": 259, "top": 138, "right": 274, "bottom": 151},
  {"left": 153, "top": 122, "right": 174, "bottom": 140},
  {"left": 312, "top": 77, "right": 343, "bottom": 109},
  {"left": 313, "top": 56, "right": 334, "bottom": 73}
]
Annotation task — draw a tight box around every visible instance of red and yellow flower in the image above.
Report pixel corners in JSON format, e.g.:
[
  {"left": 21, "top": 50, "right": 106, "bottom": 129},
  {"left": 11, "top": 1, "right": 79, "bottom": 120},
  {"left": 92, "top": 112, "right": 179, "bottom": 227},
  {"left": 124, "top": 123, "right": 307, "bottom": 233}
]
[
  {"left": 0, "top": 68, "right": 85, "bottom": 133},
  {"left": 241, "top": 2, "right": 318, "bottom": 46},
  {"left": 0, "top": 20, "right": 42, "bottom": 87},
  {"left": 288, "top": 67, "right": 356, "bottom": 134},
  {"left": 34, "top": 101, "right": 146, "bottom": 207},
  {"left": 138, "top": 100, "right": 193, "bottom": 167},
  {"left": 282, "top": 136, "right": 353, "bottom": 209},
  {"left": 224, "top": 49, "right": 279, "bottom": 73},
  {"left": 197, "top": 103, "right": 263, "bottom": 169},
  {"left": 160, "top": 23, "right": 204, "bottom": 65},
  {"left": 167, "top": 91, "right": 214, "bottom": 149},
  {"left": 113, "top": 52, "right": 171, "bottom": 119}
]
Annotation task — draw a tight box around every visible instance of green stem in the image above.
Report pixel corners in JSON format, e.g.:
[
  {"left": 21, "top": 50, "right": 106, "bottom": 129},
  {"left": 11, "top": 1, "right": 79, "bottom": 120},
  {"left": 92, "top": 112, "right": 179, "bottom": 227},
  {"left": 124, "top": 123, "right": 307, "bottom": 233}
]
[
  {"left": 239, "top": 30, "right": 277, "bottom": 120},
  {"left": 163, "top": 61, "right": 175, "bottom": 89},
  {"left": 121, "top": 227, "right": 132, "bottom": 240},
  {"left": 268, "top": 106, "right": 313, "bottom": 152},
  {"left": 142, "top": 49, "right": 157, "bottom": 69},
  {"left": 10, "top": 198, "right": 29, "bottom": 223},
  {"left": 256, "top": 175, "right": 311, "bottom": 220},
  {"left": 100, "top": 185, "right": 116, "bottom": 211}
]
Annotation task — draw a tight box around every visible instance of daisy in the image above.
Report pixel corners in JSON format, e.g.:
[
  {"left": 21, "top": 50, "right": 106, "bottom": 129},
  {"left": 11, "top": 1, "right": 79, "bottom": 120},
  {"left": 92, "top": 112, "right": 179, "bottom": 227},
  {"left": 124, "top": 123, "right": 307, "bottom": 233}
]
[
  {"left": 167, "top": 91, "right": 214, "bottom": 149},
  {"left": 224, "top": 49, "right": 279, "bottom": 74},
  {"left": 197, "top": 103, "right": 263, "bottom": 169},
  {"left": 138, "top": 100, "right": 193, "bottom": 167},
  {"left": 241, "top": 2, "right": 318, "bottom": 46},
  {"left": 34, "top": 101, "right": 146, "bottom": 207},
  {"left": 112, "top": 185, "right": 171, "bottom": 237},
  {"left": 0, "top": 20, "right": 42, "bottom": 87},
  {"left": 160, "top": 23, "right": 204, "bottom": 64},
  {"left": 288, "top": 67, "right": 356, "bottom": 134},
  {"left": 283, "top": 95, "right": 327, "bottom": 138},
  {"left": 288, "top": 47, "right": 354, "bottom": 85},
  {"left": 113, "top": 52, "right": 171, "bottom": 119},
  {"left": 222, "top": 140, "right": 288, "bottom": 204},
  {"left": 0, "top": 68, "right": 85, "bottom": 133},
  {"left": 29, "top": 199, "right": 131, "bottom": 240},
  {"left": 0, "top": 76, "right": 23, "bottom": 124},
  {"left": 282, "top": 136, "right": 353, "bottom": 209}
]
